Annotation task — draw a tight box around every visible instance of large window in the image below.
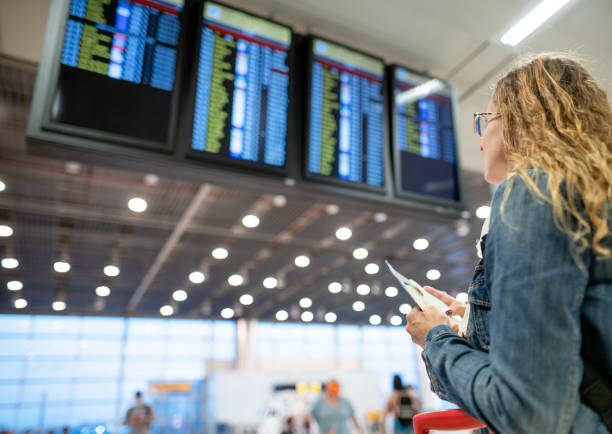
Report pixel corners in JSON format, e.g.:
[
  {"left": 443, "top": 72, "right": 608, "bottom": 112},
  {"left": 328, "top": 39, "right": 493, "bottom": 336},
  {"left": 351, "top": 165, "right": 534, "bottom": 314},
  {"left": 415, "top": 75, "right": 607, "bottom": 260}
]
[{"left": 0, "top": 315, "right": 236, "bottom": 431}]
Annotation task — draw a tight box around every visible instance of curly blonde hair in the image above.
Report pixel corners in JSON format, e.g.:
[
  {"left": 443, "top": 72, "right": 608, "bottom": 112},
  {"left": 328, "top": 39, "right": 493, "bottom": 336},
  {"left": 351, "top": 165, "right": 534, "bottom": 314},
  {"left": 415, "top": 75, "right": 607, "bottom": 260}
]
[{"left": 493, "top": 54, "right": 612, "bottom": 257}]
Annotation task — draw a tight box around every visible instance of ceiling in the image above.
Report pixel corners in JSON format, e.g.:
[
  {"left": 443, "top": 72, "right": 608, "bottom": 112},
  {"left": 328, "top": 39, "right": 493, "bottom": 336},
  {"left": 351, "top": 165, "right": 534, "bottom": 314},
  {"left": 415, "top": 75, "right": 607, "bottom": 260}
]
[{"left": 0, "top": 0, "right": 608, "bottom": 323}]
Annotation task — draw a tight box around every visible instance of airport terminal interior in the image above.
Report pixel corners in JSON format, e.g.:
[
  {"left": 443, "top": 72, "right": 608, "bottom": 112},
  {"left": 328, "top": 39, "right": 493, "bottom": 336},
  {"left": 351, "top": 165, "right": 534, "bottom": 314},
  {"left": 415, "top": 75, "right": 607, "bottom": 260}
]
[{"left": 0, "top": 0, "right": 610, "bottom": 432}]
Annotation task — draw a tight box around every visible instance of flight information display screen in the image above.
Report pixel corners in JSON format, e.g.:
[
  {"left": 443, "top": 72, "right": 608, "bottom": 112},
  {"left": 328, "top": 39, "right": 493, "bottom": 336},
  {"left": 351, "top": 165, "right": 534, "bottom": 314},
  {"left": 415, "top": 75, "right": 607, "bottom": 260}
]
[
  {"left": 307, "top": 38, "right": 386, "bottom": 189},
  {"left": 52, "top": 0, "right": 184, "bottom": 145},
  {"left": 393, "top": 67, "right": 459, "bottom": 202},
  {"left": 191, "top": 2, "right": 291, "bottom": 169}
]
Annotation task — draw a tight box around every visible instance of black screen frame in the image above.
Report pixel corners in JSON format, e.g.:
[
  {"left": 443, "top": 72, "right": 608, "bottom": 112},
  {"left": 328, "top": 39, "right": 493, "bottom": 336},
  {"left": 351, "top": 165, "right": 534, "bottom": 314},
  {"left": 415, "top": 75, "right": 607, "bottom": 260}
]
[
  {"left": 29, "top": 0, "right": 189, "bottom": 153},
  {"left": 388, "top": 63, "right": 466, "bottom": 210},
  {"left": 180, "top": 0, "right": 295, "bottom": 176},
  {"left": 303, "top": 35, "right": 392, "bottom": 196}
]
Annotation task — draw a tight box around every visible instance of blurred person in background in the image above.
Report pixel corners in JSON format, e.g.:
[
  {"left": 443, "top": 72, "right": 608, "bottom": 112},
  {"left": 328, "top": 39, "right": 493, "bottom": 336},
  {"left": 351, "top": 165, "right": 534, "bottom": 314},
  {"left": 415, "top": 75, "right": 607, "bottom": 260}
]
[
  {"left": 309, "top": 379, "right": 363, "bottom": 434},
  {"left": 124, "top": 391, "right": 154, "bottom": 434},
  {"left": 381, "top": 375, "right": 420, "bottom": 434}
]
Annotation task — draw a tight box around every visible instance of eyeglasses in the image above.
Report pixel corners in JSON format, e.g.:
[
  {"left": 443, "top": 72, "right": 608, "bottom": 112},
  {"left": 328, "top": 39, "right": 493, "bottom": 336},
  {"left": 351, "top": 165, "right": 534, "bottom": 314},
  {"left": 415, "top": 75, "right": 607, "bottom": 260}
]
[{"left": 473, "top": 112, "right": 501, "bottom": 138}]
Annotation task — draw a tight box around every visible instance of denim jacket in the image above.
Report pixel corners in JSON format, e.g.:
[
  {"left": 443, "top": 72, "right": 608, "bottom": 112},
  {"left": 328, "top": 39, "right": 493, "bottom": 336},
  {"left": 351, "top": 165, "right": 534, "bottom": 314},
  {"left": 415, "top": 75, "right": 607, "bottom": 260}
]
[{"left": 422, "top": 172, "right": 612, "bottom": 433}]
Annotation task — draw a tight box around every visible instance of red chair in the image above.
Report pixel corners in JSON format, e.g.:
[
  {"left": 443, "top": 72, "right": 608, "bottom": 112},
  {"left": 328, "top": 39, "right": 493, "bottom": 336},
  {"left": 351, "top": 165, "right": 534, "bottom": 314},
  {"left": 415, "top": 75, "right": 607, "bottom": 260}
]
[{"left": 413, "top": 409, "right": 493, "bottom": 434}]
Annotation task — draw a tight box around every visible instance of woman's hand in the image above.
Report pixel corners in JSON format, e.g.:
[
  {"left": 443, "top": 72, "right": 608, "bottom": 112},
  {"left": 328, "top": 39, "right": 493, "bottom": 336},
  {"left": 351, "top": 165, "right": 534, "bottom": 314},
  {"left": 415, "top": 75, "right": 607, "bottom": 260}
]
[
  {"left": 424, "top": 286, "right": 466, "bottom": 317},
  {"left": 405, "top": 305, "right": 451, "bottom": 348}
]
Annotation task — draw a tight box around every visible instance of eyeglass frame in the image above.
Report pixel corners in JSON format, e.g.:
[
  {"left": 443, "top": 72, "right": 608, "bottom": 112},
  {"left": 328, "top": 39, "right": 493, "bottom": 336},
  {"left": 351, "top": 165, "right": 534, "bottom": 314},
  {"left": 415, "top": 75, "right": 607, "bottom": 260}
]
[{"left": 473, "top": 112, "right": 501, "bottom": 138}]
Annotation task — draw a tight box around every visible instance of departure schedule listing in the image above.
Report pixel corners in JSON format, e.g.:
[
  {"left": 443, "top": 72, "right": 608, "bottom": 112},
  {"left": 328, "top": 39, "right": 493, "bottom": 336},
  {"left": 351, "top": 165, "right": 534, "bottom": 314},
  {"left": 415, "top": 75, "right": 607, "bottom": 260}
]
[
  {"left": 61, "top": 0, "right": 183, "bottom": 92},
  {"left": 308, "top": 39, "right": 385, "bottom": 188},
  {"left": 191, "top": 2, "right": 291, "bottom": 168}
]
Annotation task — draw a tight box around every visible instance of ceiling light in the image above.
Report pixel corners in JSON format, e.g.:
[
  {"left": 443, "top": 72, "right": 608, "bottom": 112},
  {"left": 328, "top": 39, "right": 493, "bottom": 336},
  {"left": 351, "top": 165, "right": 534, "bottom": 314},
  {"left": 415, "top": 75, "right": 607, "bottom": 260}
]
[
  {"left": 324, "top": 312, "right": 337, "bottom": 323},
  {"left": 352, "top": 248, "right": 368, "bottom": 260},
  {"left": 263, "top": 277, "right": 278, "bottom": 289},
  {"left": 7, "top": 280, "right": 23, "bottom": 291},
  {"left": 356, "top": 284, "right": 370, "bottom": 296},
  {"left": 294, "top": 255, "right": 310, "bottom": 268},
  {"left": 240, "top": 294, "right": 254, "bottom": 305},
  {"left": 390, "top": 315, "right": 403, "bottom": 326},
  {"left": 0, "top": 225, "right": 13, "bottom": 237},
  {"left": 1, "top": 258, "right": 18, "bottom": 269},
  {"left": 426, "top": 269, "right": 441, "bottom": 281},
  {"left": 242, "top": 214, "right": 260, "bottom": 228},
  {"left": 104, "top": 265, "right": 120, "bottom": 277},
  {"left": 335, "top": 227, "right": 352, "bottom": 240},
  {"left": 127, "top": 197, "right": 147, "bottom": 213},
  {"left": 273, "top": 195, "right": 287, "bottom": 207},
  {"left": 369, "top": 314, "right": 382, "bottom": 325},
  {"left": 95, "top": 286, "right": 111, "bottom": 297},
  {"left": 299, "top": 297, "right": 312, "bottom": 308},
  {"left": 276, "top": 310, "right": 288, "bottom": 321},
  {"left": 172, "top": 289, "right": 188, "bottom": 302},
  {"left": 399, "top": 303, "right": 411, "bottom": 314},
  {"left": 501, "top": 0, "right": 571, "bottom": 46},
  {"left": 143, "top": 173, "right": 160, "bottom": 186},
  {"left": 352, "top": 301, "right": 365, "bottom": 312},
  {"left": 52, "top": 301, "right": 66, "bottom": 311},
  {"left": 413, "top": 238, "right": 429, "bottom": 250},
  {"left": 160, "top": 305, "right": 174, "bottom": 316},
  {"left": 228, "top": 274, "right": 244, "bottom": 286},
  {"left": 325, "top": 204, "right": 339, "bottom": 215},
  {"left": 0, "top": 180, "right": 5, "bottom": 192},
  {"left": 301, "top": 311, "right": 314, "bottom": 322},
  {"left": 364, "top": 263, "right": 379, "bottom": 275},
  {"left": 14, "top": 298, "right": 27, "bottom": 309},
  {"left": 53, "top": 261, "right": 71, "bottom": 273},
  {"left": 385, "top": 286, "right": 398, "bottom": 297},
  {"left": 221, "top": 307, "right": 235, "bottom": 319},
  {"left": 374, "top": 212, "right": 388, "bottom": 223},
  {"left": 212, "top": 247, "right": 229, "bottom": 260},
  {"left": 328, "top": 281, "right": 342, "bottom": 294},
  {"left": 476, "top": 205, "right": 490, "bottom": 219},
  {"left": 189, "top": 271, "right": 205, "bottom": 284},
  {"left": 456, "top": 292, "right": 469, "bottom": 303},
  {"left": 65, "top": 161, "right": 81, "bottom": 174}
]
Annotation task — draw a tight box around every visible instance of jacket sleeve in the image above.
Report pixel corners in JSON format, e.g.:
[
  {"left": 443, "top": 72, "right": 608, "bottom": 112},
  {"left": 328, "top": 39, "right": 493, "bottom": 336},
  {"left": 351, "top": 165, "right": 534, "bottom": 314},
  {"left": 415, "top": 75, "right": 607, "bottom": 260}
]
[{"left": 422, "top": 175, "right": 590, "bottom": 433}]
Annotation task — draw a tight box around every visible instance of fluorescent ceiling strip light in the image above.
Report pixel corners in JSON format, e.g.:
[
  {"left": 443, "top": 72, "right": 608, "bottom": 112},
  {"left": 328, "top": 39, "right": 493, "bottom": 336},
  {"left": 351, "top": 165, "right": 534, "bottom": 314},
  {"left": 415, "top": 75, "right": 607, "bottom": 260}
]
[{"left": 501, "top": 0, "right": 571, "bottom": 46}]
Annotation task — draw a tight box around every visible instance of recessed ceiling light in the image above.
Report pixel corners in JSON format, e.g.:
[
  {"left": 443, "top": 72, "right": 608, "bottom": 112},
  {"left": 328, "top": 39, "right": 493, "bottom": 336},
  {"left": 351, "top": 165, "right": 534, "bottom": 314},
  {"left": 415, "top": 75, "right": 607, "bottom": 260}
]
[
  {"left": 14, "top": 298, "right": 27, "bottom": 309},
  {"left": 143, "top": 173, "right": 160, "bottom": 186},
  {"left": 7, "top": 280, "right": 23, "bottom": 291},
  {"left": 369, "top": 314, "right": 382, "bottom": 325},
  {"left": 399, "top": 303, "right": 411, "bottom": 314},
  {"left": 228, "top": 274, "right": 244, "bottom": 286},
  {"left": 1, "top": 258, "right": 18, "bottom": 269},
  {"left": 335, "top": 227, "right": 352, "bottom": 240},
  {"left": 54, "top": 261, "right": 71, "bottom": 273},
  {"left": 500, "top": 0, "right": 571, "bottom": 46},
  {"left": 273, "top": 195, "right": 287, "bottom": 207},
  {"left": 128, "top": 197, "right": 147, "bottom": 213},
  {"left": 374, "top": 212, "right": 388, "bottom": 223},
  {"left": 172, "top": 289, "right": 188, "bottom": 302},
  {"left": 95, "top": 286, "right": 111, "bottom": 297},
  {"left": 299, "top": 297, "right": 312, "bottom": 308},
  {"left": 0, "top": 180, "right": 5, "bottom": 192},
  {"left": 221, "top": 307, "right": 235, "bottom": 319},
  {"left": 328, "top": 281, "right": 342, "bottom": 294},
  {"left": 52, "top": 301, "right": 66, "bottom": 311},
  {"left": 356, "top": 284, "right": 370, "bottom": 296},
  {"left": 426, "top": 269, "right": 441, "bottom": 281},
  {"left": 324, "top": 312, "right": 337, "bottom": 323},
  {"left": 390, "top": 315, "right": 403, "bottom": 326},
  {"left": 242, "top": 215, "right": 260, "bottom": 228},
  {"left": 0, "top": 225, "right": 13, "bottom": 237},
  {"left": 212, "top": 247, "right": 229, "bottom": 260},
  {"left": 240, "top": 294, "right": 254, "bottom": 305},
  {"left": 263, "top": 277, "right": 278, "bottom": 289},
  {"left": 413, "top": 238, "right": 429, "bottom": 250},
  {"left": 65, "top": 161, "right": 81, "bottom": 174},
  {"left": 160, "top": 305, "right": 174, "bottom": 316},
  {"left": 352, "top": 248, "right": 368, "bottom": 260},
  {"left": 385, "top": 286, "right": 398, "bottom": 297},
  {"left": 364, "top": 263, "right": 379, "bottom": 275},
  {"left": 325, "top": 204, "right": 339, "bottom": 215},
  {"left": 294, "top": 255, "right": 310, "bottom": 268},
  {"left": 104, "top": 265, "right": 120, "bottom": 277},
  {"left": 276, "top": 310, "right": 288, "bottom": 321},
  {"left": 456, "top": 292, "right": 469, "bottom": 303},
  {"left": 301, "top": 311, "right": 314, "bottom": 322},
  {"left": 476, "top": 205, "right": 490, "bottom": 219},
  {"left": 352, "top": 301, "right": 365, "bottom": 312},
  {"left": 189, "top": 271, "right": 205, "bottom": 284}
]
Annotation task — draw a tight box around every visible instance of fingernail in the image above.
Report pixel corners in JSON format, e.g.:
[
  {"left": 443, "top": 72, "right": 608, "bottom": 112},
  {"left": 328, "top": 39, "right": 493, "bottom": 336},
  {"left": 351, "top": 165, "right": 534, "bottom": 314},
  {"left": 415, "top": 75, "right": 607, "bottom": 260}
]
[{"left": 445, "top": 309, "right": 453, "bottom": 316}]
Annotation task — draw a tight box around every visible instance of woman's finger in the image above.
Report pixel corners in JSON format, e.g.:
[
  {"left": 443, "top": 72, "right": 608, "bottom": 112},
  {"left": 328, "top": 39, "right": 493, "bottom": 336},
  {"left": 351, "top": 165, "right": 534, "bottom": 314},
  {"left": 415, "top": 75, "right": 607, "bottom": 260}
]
[
  {"left": 448, "top": 301, "right": 467, "bottom": 317},
  {"left": 423, "top": 286, "right": 456, "bottom": 306}
]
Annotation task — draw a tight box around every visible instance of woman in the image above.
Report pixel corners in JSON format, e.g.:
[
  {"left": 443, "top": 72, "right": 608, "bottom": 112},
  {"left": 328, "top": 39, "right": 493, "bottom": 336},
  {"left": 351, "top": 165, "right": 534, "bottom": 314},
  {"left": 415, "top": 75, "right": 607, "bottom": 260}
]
[
  {"left": 309, "top": 379, "right": 363, "bottom": 434},
  {"left": 404, "top": 54, "right": 612, "bottom": 433},
  {"left": 381, "top": 375, "right": 421, "bottom": 434}
]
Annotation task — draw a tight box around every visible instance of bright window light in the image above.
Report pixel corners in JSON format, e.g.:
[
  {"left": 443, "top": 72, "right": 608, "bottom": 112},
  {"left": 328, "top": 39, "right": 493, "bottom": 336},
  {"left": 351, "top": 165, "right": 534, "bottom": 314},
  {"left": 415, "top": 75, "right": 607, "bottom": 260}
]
[
  {"left": 242, "top": 215, "right": 260, "bottom": 228},
  {"left": 160, "top": 305, "right": 173, "bottom": 316},
  {"left": 104, "top": 265, "right": 120, "bottom": 277},
  {"left": 352, "top": 301, "right": 365, "bottom": 312},
  {"left": 369, "top": 314, "right": 382, "bottom": 325},
  {"left": 328, "top": 281, "right": 342, "bottom": 293},
  {"left": 299, "top": 297, "right": 312, "bottom": 308},
  {"left": 128, "top": 197, "right": 147, "bottom": 213},
  {"left": 212, "top": 247, "right": 229, "bottom": 260},
  {"left": 276, "top": 310, "right": 288, "bottom": 321},
  {"left": 294, "top": 255, "right": 310, "bottom": 268},
  {"left": 172, "top": 289, "right": 187, "bottom": 302},
  {"left": 96, "top": 286, "right": 111, "bottom": 297},
  {"left": 413, "top": 238, "right": 429, "bottom": 250},
  {"left": 501, "top": 0, "right": 572, "bottom": 46},
  {"left": 356, "top": 284, "right": 370, "bottom": 296},
  {"left": 228, "top": 274, "right": 244, "bottom": 286},
  {"left": 352, "top": 248, "right": 368, "bottom": 260},
  {"left": 324, "top": 312, "right": 337, "bottom": 323},
  {"left": 335, "top": 227, "right": 352, "bottom": 240},
  {"left": 189, "top": 271, "right": 205, "bottom": 284},
  {"left": 385, "top": 286, "right": 398, "bottom": 297},
  {"left": 53, "top": 261, "right": 71, "bottom": 273}
]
